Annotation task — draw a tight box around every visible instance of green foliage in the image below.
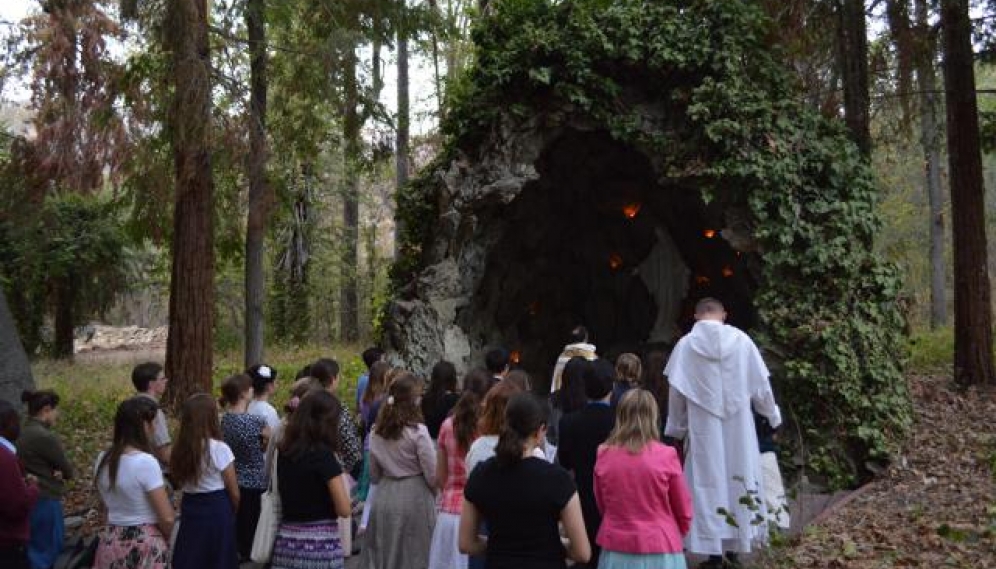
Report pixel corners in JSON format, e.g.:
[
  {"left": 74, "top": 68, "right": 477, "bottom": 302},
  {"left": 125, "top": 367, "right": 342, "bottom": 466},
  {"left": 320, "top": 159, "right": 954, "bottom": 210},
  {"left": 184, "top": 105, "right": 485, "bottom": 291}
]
[
  {"left": 394, "top": 0, "right": 913, "bottom": 485},
  {"left": 0, "top": 185, "right": 130, "bottom": 356}
]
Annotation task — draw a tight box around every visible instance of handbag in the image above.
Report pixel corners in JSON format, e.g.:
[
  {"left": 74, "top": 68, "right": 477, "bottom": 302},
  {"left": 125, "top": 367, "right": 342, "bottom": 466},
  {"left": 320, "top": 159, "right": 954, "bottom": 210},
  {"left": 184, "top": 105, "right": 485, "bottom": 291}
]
[{"left": 250, "top": 448, "right": 281, "bottom": 563}]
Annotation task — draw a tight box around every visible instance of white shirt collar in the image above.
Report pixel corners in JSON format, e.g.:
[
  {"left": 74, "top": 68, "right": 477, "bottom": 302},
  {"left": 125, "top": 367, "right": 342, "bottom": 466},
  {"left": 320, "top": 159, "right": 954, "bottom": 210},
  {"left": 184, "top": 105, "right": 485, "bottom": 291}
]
[{"left": 0, "top": 436, "right": 15, "bottom": 454}]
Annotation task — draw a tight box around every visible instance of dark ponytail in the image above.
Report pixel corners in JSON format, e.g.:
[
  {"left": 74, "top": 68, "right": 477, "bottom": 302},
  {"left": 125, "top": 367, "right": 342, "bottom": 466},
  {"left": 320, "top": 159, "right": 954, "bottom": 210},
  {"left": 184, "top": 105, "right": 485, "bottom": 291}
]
[{"left": 495, "top": 393, "right": 547, "bottom": 467}]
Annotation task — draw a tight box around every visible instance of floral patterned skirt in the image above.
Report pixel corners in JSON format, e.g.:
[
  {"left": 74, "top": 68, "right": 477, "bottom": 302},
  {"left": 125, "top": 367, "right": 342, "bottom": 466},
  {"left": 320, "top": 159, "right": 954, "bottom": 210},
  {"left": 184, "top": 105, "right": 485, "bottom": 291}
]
[{"left": 93, "top": 524, "right": 168, "bottom": 569}]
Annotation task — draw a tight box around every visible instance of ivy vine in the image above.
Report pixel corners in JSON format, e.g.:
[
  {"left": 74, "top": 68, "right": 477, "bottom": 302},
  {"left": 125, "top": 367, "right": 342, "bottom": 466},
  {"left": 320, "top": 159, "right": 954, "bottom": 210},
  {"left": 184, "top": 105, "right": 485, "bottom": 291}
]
[{"left": 394, "top": 0, "right": 912, "bottom": 486}]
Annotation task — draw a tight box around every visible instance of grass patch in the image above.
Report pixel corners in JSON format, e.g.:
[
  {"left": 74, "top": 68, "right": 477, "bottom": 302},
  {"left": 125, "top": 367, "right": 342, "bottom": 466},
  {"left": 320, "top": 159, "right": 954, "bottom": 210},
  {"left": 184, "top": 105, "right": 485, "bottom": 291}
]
[{"left": 907, "top": 326, "right": 954, "bottom": 373}]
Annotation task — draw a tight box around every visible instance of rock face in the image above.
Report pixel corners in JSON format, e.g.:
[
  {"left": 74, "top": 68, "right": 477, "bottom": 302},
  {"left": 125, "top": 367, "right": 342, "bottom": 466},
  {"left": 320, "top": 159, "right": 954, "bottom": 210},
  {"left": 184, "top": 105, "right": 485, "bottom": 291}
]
[
  {"left": 384, "top": 121, "right": 757, "bottom": 384},
  {"left": 0, "top": 288, "right": 35, "bottom": 405},
  {"left": 74, "top": 324, "right": 168, "bottom": 353}
]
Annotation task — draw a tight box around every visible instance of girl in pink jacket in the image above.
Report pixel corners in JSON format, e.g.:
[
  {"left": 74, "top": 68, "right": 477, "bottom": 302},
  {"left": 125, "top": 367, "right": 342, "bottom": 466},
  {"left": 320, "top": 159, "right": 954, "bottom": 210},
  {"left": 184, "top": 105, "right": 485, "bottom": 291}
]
[{"left": 594, "top": 389, "right": 692, "bottom": 569}]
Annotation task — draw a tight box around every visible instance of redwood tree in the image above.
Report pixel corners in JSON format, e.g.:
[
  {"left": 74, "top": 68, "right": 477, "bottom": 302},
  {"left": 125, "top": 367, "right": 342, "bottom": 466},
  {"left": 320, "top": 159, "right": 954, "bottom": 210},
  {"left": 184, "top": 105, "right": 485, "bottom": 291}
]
[
  {"left": 836, "top": 0, "right": 871, "bottom": 157},
  {"left": 244, "top": 0, "right": 271, "bottom": 368},
  {"left": 164, "top": 0, "right": 215, "bottom": 406},
  {"left": 940, "top": 0, "right": 994, "bottom": 385}
]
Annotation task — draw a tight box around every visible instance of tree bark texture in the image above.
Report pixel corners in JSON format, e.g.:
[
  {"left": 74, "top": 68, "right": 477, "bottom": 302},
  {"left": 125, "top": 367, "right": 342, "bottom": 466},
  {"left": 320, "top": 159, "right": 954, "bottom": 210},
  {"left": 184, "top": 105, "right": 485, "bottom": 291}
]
[
  {"left": 0, "top": 287, "right": 35, "bottom": 406},
  {"left": 940, "top": 0, "right": 994, "bottom": 385},
  {"left": 341, "top": 47, "right": 360, "bottom": 343},
  {"left": 164, "top": 0, "right": 215, "bottom": 407},
  {"left": 836, "top": 0, "right": 871, "bottom": 157},
  {"left": 913, "top": 0, "right": 947, "bottom": 328},
  {"left": 396, "top": 16, "right": 410, "bottom": 259},
  {"left": 244, "top": 0, "right": 269, "bottom": 368}
]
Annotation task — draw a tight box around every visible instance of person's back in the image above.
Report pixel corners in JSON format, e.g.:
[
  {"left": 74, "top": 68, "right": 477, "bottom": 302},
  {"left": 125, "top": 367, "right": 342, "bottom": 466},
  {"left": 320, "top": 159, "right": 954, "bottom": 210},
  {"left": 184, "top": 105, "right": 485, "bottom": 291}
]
[
  {"left": 556, "top": 359, "right": 615, "bottom": 566},
  {"left": 465, "top": 457, "right": 575, "bottom": 569},
  {"left": 595, "top": 442, "right": 690, "bottom": 552}
]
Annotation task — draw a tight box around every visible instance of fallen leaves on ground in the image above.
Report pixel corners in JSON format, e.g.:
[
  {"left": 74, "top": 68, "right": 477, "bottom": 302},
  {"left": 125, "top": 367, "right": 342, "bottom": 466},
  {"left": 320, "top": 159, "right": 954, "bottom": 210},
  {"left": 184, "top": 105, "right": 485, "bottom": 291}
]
[{"left": 759, "top": 375, "right": 996, "bottom": 568}]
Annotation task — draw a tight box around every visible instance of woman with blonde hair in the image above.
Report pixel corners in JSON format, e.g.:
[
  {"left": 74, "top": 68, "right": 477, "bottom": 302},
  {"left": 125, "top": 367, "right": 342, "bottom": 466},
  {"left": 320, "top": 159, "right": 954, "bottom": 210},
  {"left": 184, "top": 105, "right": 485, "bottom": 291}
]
[{"left": 593, "top": 389, "right": 692, "bottom": 569}]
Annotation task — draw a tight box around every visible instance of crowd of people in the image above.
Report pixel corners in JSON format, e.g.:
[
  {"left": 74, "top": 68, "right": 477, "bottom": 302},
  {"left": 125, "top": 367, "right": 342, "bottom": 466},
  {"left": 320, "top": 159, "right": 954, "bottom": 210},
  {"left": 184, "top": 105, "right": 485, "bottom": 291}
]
[{"left": 0, "top": 298, "right": 789, "bottom": 569}]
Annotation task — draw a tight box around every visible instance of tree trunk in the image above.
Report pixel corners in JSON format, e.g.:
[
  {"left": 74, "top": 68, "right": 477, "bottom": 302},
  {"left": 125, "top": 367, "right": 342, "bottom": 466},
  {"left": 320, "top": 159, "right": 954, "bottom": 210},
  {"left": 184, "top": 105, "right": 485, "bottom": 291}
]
[
  {"left": 0, "top": 287, "right": 35, "bottom": 406},
  {"left": 244, "top": 0, "right": 269, "bottom": 368},
  {"left": 836, "top": 0, "right": 871, "bottom": 157},
  {"left": 940, "top": 0, "right": 994, "bottom": 385},
  {"left": 914, "top": 0, "right": 947, "bottom": 328},
  {"left": 341, "top": 47, "right": 360, "bottom": 343},
  {"left": 428, "top": 0, "right": 444, "bottom": 118},
  {"left": 164, "top": 0, "right": 215, "bottom": 408},
  {"left": 396, "top": 12, "right": 410, "bottom": 259},
  {"left": 52, "top": 276, "right": 74, "bottom": 359}
]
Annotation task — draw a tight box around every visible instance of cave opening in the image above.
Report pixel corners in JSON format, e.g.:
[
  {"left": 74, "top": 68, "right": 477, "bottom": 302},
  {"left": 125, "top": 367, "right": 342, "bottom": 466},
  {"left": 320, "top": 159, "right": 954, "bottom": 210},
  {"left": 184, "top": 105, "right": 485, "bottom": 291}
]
[{"left": 461, "top": 130, "right": 760, "bottom": 387}]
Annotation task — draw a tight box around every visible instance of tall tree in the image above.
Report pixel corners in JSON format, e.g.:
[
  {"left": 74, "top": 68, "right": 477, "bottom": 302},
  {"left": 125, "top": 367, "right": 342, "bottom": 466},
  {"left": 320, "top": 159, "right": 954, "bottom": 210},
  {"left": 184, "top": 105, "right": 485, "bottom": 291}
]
[
  {"left": 341, "top": 41, "right": 361, "bottom": 342},
  {"left": 164, "top": 0, "right": 216, "bottom": 406},
  {"left": 913, "top": 0, "right": 947, "bottom": 328},
  {"left": 940, "top": 0, "right": 994, "bottom": 385},
  {"left": 836, "top": 0, "right": 871, "bottom": 157},
  {"left": 396, "top": 0, "right": 410, "bottom": 257},
  {"left": 244, "top": 0, "right": 271, "bottom": 367}
]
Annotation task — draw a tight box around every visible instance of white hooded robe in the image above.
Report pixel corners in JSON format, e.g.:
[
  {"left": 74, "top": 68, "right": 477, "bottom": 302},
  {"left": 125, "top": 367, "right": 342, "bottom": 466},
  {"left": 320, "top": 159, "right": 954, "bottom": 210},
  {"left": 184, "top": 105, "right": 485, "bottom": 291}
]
[{"left": 663, "top": 319, "right": 782, "bottom": 555}]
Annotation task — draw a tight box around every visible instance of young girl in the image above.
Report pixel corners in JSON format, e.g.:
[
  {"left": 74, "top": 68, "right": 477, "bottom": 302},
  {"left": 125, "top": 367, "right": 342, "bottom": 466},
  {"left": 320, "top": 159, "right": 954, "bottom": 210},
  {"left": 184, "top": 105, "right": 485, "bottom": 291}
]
[
  {"left": 460, "top": 393, "right": 590, "bottom": 568},
  {"left": 272, "top": 390, "right": 352, "bottom": 569},
  {"left": 593, "top": 389, "right": 692, "bottom": 569},
  {"left": 247, "top": 363, "right": 281, "bottom": 431},
  {"left": 612, "top": 353, "right": 642, "bottom": 407},
  {"left": 464, "top": 381, "right": 523, "bottom": 474},
  {"left": 170, "top": 393, "right": 240, "bottom": 569},
  {"left": 18, "top": 390, "right": 75, "bottom": 569},
  {"left": 220, "top": 374, "right": 271, "bottom": 561},
  {"left": 421, "top": 361, "right": 460, "bottom": 440},
  {"left": 428, "top": 387, "right": 482, "bottom": 569},
  {"left": 94, "top": 397, "right": 174, "bottom": 569},
  {"left": 359, "top": 373, "right": 437, "bottom": 569}
]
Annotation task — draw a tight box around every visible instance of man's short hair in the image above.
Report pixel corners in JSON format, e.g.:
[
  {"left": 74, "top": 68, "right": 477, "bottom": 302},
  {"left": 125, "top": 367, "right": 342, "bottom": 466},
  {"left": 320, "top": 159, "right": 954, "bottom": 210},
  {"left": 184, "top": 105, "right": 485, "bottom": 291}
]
[
  {"left": 132, "top": 362, "right": 164, "bottom": 392},
  {"left": 361, "top": 347, "right": 385, "bottom": 370},
  {"left": 484, "top": 348, "right": 510, "bottom": 375},
  {"left": 695, "top": 297, "right": 726, "bottom": 316},
  {"left": 310, "top": 358, "right": 340, "bottom": 387},
  {"left": 583, "top": 358, "right": 615, "bottom": 400},
  {"left": 568, "top": 325, "right": 588, "bottom": 344}
]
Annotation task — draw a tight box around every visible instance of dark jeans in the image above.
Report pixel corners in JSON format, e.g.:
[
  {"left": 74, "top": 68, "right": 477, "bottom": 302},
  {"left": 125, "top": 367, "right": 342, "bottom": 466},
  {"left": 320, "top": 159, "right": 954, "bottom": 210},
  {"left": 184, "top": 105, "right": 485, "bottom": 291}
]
[{"left": 0, "top": 544, "right": 30, "bottom": 569}]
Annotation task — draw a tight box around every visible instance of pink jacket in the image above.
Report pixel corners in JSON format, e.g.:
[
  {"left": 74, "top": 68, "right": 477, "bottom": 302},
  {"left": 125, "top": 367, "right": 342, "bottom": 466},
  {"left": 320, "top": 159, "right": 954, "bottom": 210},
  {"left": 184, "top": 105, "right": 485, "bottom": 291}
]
[{"left": 593, "top": 441, "right": 692, "bottom": 554}]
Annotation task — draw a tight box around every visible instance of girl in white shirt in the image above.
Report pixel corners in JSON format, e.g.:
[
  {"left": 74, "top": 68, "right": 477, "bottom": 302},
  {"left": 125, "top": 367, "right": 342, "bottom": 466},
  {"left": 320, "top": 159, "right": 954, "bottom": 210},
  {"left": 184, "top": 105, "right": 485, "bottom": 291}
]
[
  {"left": 94, "top": 397, "right": 175, "bottom": 569},
  {"left": 170, "top": 393, "right": 240, "bottom": 569}
]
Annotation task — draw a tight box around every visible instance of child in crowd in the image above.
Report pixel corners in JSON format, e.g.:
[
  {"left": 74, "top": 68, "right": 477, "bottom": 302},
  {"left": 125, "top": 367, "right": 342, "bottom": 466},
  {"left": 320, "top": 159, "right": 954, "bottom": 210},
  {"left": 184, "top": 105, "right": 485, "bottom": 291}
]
[
  {"left": 131, "top": 363, "right": 171, "bottom": 469},
  {"left": 611, "top": 353, "right": 642, "bottom": 407},
  {"left": 464, "top": 381, "right": 524, "bottom": 474},
  {"left": 0, "top": 399, "right": 39, "bottom": 569},
  {"left": 170, "top": 394, "right": 239, "bottom": 569},
  {"left": 460, "top": 393, "right": 590, "bottom": 568},
  {"left": 359, "top": 374, "right": 437, "bottom": 569},
  {"left": 428, "top": 384, "right": 483, "bottom": 569},
  {"left": 356, "top": 347, "right": 385, "bottom": 409},
  {"left": 594, "top": 389, "right": 692, "bottom": 569},
  {"left": 247, "top": 363, "right": 281, "bottom": 431},
  {"left": 93, "top": 397, "right": 174, "bottom": 569},
  {"left": 422, "top": 361, "right": 460, "bottom": 440},
  {"left": 18, "top": 389, "right": 74, "bottom": 569},
  {"left": 272, "top": 390, "right": 352, "bottom": 569},
  {"left": 220, "top": 374, "right": 271, "bottom": 561}
]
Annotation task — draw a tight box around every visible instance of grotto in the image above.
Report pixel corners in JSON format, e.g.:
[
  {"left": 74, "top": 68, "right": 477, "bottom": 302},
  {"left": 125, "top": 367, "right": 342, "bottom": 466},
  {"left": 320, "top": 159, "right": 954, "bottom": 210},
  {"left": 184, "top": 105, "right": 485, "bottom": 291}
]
[{"left": 384, "top": 0, "right": 912, "bottom": 485}]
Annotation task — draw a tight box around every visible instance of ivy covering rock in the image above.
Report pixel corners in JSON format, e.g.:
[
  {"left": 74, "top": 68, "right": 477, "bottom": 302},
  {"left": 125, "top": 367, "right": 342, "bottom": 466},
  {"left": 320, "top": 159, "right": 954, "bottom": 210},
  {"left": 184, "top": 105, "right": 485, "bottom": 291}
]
[{"left": 389, "top": 0, "right": 912, "bottom": 486}]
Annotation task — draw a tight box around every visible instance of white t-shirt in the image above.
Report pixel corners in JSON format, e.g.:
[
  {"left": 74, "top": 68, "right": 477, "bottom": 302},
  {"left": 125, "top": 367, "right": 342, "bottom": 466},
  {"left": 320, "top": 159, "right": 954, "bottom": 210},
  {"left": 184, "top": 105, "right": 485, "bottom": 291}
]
[
  {"left": 94, "top": 451, "right": 164, "bottom": 527},
  {"left": 182, "top": 439, "right": 235, "bottom": 493},
  {"left": 248, "top": 400, "right": 281, "bottom": 431},
  {"left": 465, "top": 435, "right": 549, "bottom": 474}
]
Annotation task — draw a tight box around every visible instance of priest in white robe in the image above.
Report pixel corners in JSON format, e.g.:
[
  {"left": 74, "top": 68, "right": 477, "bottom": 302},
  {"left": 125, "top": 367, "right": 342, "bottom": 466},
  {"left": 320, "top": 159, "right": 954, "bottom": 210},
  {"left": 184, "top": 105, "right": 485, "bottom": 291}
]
[{"left": 664, "top": 297, "right": 782, "bottom": 567}]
